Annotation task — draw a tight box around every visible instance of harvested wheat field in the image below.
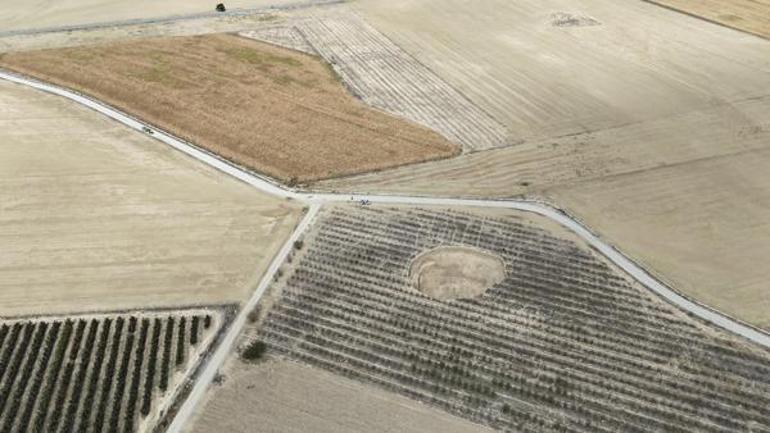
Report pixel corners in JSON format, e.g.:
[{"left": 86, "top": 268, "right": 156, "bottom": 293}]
[
  {"left": 645, "top": 0, "right": 770, "bottom": 39},
  {"left": 317, "top": 0, "right": 770, "bottom": 329},
  {"left": 243, "top": 12, "right": 511, "bottom": 151},
  {"left": 186, "top": 358, "right": 496, "bottom": 433},
  {"left": 352, "top": 0, "right": 770, "bottom": 143},
  {"left": 547, "top": 150, "right": 770, "bottom": 330},
  {"left": 0, "top": 79, "right": 301, "bottom": 316},
  {"left": 0, "top": 33, "right": 458, "bottom": 183}
]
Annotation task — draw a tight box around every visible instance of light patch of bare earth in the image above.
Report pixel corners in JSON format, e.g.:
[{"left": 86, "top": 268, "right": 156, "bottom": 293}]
[
  {"left": 316, "top": 0, "right": 770, "bottom": 330},
  {"left": 645, "top": 0, "right": 770, "bottom": 39},
  {"left": 547, "top": 152, "right": 770, "bottom": 329},
  {"left": 0, "top": 11, "right": 289, "bottom": 53},
  {"left": 0, "top": 79, "right": 301, "bottom": 316},
  {"left": 409, "top": 246, "right": 505, "bottom": 301},
  {"left": 0, "top": 0, "right": 329, "bottom": 33},
  {"left": 186, "top": 358, "right": 495, "bottom": 433},
  {"left": 0, "top": 33, "right": 457, "bottom": 184}
]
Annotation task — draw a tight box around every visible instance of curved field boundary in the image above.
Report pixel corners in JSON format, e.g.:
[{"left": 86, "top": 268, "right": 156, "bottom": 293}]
[
  {"left": 2, "top": 70, "right": 769, "bottom": 433},
  {"left": 243, "top": 13, "right": 511, "bottom": 151}
]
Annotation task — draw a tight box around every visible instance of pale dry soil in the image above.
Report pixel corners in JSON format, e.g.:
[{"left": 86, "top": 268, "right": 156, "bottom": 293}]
[
  {"left": 0, "top": 0, "right": 323, "bottom": 33},
  {"left": 186, "top": 358, "right": 495, "bottom": 433},
  {"left": 0, "top": 33, "right": 457, "bottom": 183},
  {"left": 0, "top": 79, "right": 301, "bottom": 316},
  {"left": 318, "top": 0, "right": 770, "bottom": 330},
  {"left": 0, "top": 11, "right": 291, "bottom": 53},
  {"left": 409, "top": 246, "right": 505, "bottom": 301},
  {"left": 645, "top": 0, "right": 770, "bottom": 39}
]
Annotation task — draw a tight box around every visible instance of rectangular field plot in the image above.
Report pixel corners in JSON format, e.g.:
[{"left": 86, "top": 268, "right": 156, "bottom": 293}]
[
  {"left": 0, "top": 306, "right": 232, "bottom": 433},
  {"left": 256, "top": 205, "right": 770, "bottom": 433}
]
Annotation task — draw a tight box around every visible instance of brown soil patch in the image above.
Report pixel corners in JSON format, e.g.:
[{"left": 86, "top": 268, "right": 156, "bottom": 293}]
[
  {"left": 409, "top": 246, "right": 505, "bottom": 300},
  {"left": 0, "top": 33, "right": 458, "bottom": 183}
]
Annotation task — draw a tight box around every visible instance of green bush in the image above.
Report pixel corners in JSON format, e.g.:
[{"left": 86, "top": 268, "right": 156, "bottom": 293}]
[{"left": 242, "top": 340, "right": 268, "bottom": 362}]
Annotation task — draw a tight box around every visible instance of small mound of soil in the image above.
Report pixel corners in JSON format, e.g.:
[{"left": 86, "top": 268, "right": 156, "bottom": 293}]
[
  {"left": 409, "top": 246, "right": 505, "bottom": 301},
  {"left": 550, "top": 12, "right": 601, "bottom": 27}
]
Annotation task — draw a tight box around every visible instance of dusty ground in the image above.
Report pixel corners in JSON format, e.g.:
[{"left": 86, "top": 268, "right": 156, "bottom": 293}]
[
  {"left": 645, "top": 0, "right": 770, "bottom": 39},
  {"left": 0, "top": 79, "right": 301, "bottom": 316},
  {"left": 547, "top": 150, "right": 770, "bottom": 330},
  {"left": 0, "top": 11, "right": 291, "bottom": 53},
  {"left": 0, "top": 0, "right": 328, "bottom": 33},
  {"left": 186, "top": 358, "right": 496, "bottom": 433},
  {"left": 351, "top": 0, "right": 769, "bottom": 143},
  {"left": 316, "top": 0, "right": 770, "bottom": 330},
  {"left": 245, "top": 12, "right": 511, "bottom": 151},
  {"left": 409, "top": 246, "right": 505, "bottom": 300},
  {"left": 0, "top": 33, "right": 457, "bottom": 183}
]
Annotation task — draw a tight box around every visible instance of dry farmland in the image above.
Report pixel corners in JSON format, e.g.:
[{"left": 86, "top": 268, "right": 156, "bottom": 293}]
[
  {"left": 316, "top": 0, "right": 770, "bottom": 329},
  {"left": 251, "top": 205, "right": 770, "bottom": 433},
  {"left": 353, "top": 0, "right": 770, "bottom": 142},
  {"left": 244, "top": 12, "right": 511, "bottom": 151},
  {"left": 0, "top": 0, "right": 331, "bottom": 33},
  {"left": 645, "top": 0, "right": 770, "bottom": 39},
  {"left": 0, "top": 79, "right": 301, "bottom": 316},
  {"left": 187, "top": 358, "right": 497, "bottom": 433},
  {"left": 0, "top": 33, "right": 457, "bottom": 183},
  {"left": 0, "top": 12, "right": 290, "bottom": 53},
  {"left": 0, "top": 307, "right": 228, "bottom": 433}
]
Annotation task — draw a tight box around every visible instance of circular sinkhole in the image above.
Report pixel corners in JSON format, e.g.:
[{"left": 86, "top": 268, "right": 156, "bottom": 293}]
[{"left": 409, "top": 246, "right": 505, "bottom": 301}]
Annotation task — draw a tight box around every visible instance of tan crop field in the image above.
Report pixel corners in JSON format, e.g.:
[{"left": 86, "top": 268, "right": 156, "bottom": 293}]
[
  {"left": 0, "top": 0, "right": 325, "bottom": 33},
  {"left": 645, "top": 0, "right": 770, "bottom": 39},
  {"left": 0, "top": 33, "right": 457, "bottom": 184},
  {"left": 187, "top": 358, "right": 496, "bottom": 433},
  {"left": 0, "top": 79, "right": 301, "bottom": 316},
  {"left": 316, "top": 0, "right": 770, "bottom": 330}
]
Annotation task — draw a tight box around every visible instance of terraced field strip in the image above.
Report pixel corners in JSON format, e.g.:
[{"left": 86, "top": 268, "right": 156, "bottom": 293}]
[
  {"left": 256, "top": 206, "right": 770, "bottom": 433},
  {"left": 0, "top": 307, "right": 230, "bottom": 433},
  {"left": 243, "top": 13, "right": 511, "bottom": 151}
]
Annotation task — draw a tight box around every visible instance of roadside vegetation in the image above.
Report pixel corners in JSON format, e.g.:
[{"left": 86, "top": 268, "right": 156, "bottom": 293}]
[{"left": 241, "top": 340, "right": 268, "bottom": 362}]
